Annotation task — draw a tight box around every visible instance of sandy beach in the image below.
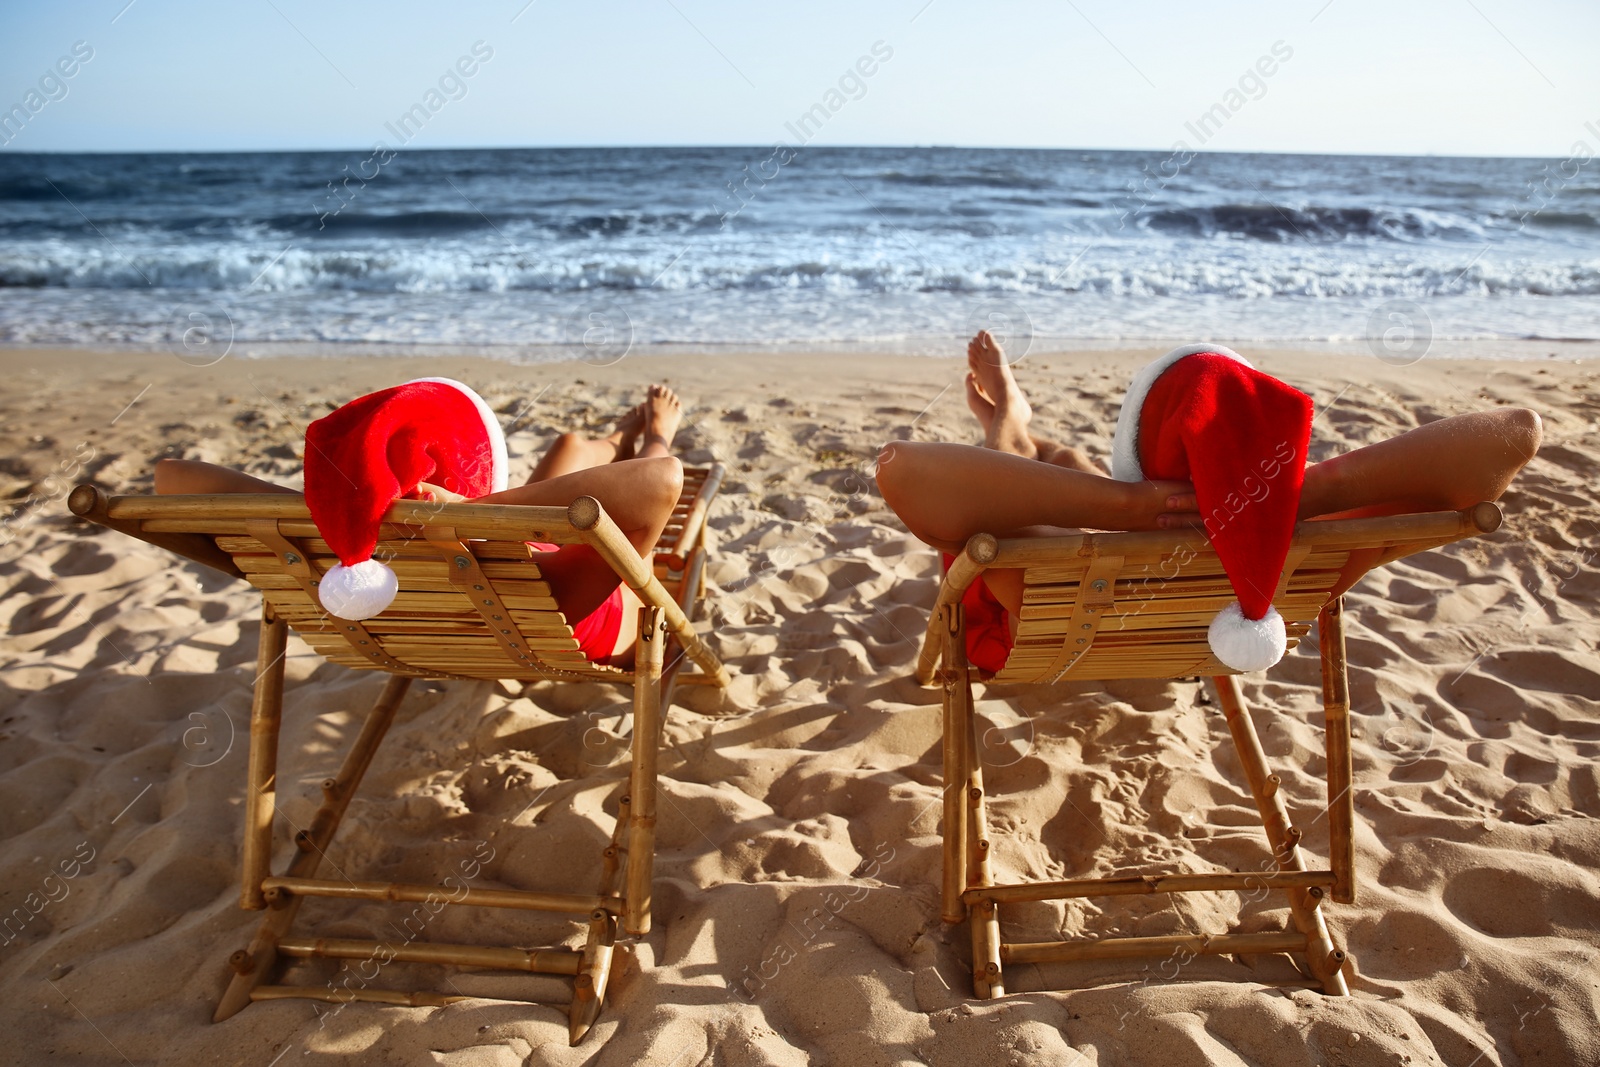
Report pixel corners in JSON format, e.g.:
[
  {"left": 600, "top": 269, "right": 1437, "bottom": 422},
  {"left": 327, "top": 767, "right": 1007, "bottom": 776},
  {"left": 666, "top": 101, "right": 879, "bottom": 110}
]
[{"left": 1, "top": 342, "right": 1597, "bottom": 1066}]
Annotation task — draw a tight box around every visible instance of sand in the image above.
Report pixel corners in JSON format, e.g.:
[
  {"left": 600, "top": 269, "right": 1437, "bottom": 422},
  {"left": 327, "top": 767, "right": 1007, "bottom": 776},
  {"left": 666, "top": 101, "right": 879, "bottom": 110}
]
[{"left": 1, "top": 343, "right": 1597, "bottom": 1066}]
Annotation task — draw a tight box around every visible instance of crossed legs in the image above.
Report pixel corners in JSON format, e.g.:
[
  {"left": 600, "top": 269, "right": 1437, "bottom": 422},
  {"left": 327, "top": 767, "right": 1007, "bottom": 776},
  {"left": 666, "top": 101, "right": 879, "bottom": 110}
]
[
  {"left": 876, "top": 331, "right": 1543, "bottom": 616},
  {"left": 483, "top": 386, "right": 686, "bottom": 653}
]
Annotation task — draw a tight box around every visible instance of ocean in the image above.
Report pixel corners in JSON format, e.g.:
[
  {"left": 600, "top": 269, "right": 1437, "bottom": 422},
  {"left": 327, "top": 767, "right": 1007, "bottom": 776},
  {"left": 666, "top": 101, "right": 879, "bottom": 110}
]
[{"left": 0, "top": 146, "right": 1595, "bottom": 359}]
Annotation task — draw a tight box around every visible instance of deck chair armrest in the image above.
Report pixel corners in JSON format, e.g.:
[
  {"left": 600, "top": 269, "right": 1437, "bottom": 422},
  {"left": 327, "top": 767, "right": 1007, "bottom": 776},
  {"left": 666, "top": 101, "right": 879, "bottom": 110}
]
[
  {"left": 915, "top": 533, "right": 999, "bottom": 686},
  {"left": 69, "top": 483, "right": 245, "bottom": 579},
  {"left": 670, "top": 463, "right": 724, "bottom": 565},
  {"left": 569, "top": 496, "right": 730, "bottom": 688}
]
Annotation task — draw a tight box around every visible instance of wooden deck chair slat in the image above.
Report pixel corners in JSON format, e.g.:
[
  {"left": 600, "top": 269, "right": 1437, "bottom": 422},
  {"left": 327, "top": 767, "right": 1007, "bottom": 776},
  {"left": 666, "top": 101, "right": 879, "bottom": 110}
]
[
  {"left": 1016, "top": 595, "right": 1329, "bottom": 636},
  {"left": 252, "top": 587, "right": 566, "bottom": 619},
  {"left": 421, "top": 526, "right": 551, "bottom": 671},
  {"left": 215, "top": 534, "right": 552, "bottom": 563},
  {"left": 248, "top": 518, "right": 419, "bottom": 675},
  {"left": 918, "top": 503, "right": 1502, "bottom": 996},
  {"left": 653, "top": 464, "right": 723, "bottom": 574},
  {"left": 255, "top": 587, "right": 565, "bottom": 616},
  {"left": 380, "top": 634, "right": 583, "bottom": 652},
  {"left": 235, "top": 554, "right": 554, "bottom": 588},
  {"left": 66, "top": 464, "right": 730, "bottom": 1042},
  {"left": 1020, "top": 563, "right": 1350, "bottom": 604},
  {"left": 1022, "top": 585, "right": 1333, "bottom": 612},
  {"left": 278, "top": 618, "right": 576, "bottom": 638}
]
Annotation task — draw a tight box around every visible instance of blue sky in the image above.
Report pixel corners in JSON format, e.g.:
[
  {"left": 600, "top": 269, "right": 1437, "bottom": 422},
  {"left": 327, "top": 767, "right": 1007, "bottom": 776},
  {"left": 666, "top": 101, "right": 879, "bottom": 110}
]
[{"left": 1, "top": 0, "right": 1593, "bottom": 156}]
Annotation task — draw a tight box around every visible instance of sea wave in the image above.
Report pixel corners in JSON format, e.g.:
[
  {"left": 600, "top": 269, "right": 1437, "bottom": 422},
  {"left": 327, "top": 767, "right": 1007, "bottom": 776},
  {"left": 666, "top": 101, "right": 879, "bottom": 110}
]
[
  {"left": 1, "top": 202, "right": 1572, "bottom": 246},
  {"left": 3, "top": 243, "right": 1595, "bottom": 297},
  {"left": 1, "top": 146, "right": 1592, "bottom": 349},
  {"left": 876, "top": 167, "right": 1057, "bottom": 191},
  {"left": 1139, "top": 203, "right": 1497, "bottom": 242}
]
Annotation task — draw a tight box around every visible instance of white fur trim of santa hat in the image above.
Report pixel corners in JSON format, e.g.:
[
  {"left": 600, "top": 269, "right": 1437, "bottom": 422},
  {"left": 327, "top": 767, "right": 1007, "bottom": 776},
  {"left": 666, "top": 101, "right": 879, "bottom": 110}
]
[{"left": 1109, "top": 343, "right": 1251, "bottom": 483}]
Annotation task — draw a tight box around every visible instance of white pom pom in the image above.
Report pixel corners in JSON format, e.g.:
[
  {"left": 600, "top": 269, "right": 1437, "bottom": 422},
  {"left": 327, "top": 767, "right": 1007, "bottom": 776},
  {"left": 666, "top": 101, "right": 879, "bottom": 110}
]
[
  {"left": 1208, "top": 601, "right": 1288, "bottom": 673},
  {"left": 319, "top": 559, "right": 398, "bottom": 620}
]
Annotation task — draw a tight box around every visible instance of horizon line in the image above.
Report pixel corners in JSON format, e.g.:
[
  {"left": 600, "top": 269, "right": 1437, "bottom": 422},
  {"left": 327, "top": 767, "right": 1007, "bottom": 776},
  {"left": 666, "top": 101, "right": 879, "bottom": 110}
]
[{"left": 0, "top": 142, "right": 1573, "bottom": 163}]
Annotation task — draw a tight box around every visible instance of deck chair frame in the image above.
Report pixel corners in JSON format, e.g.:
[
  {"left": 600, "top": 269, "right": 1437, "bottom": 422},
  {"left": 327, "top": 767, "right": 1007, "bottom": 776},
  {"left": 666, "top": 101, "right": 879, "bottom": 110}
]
[
  {"left": 915, "top": 503, "right": 1502, "bottom": 999},
  {"left": 68, "top": 465, "right": 728, "bottom": 1044}
]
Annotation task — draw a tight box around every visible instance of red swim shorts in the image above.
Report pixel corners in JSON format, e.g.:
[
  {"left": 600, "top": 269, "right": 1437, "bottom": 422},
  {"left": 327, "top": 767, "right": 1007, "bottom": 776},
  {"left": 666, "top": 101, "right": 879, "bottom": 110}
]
[
  {"left": 941, "top": 552, "right": 1013, "bottom": 675},
  {"left": 530, "top": 542, "right": 625, "bottom": 662}
]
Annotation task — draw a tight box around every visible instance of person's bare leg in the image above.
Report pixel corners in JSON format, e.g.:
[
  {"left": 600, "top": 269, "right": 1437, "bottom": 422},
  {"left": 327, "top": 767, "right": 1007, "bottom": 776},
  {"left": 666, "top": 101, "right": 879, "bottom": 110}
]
[
  {"left": 479, "top": 456, "right": 683, "bottom": 623},
  {"left": 1033, "top": 438, "right": 1107, "bottom": 474},
  {"left": 526, "top": 402, "right": 644, "bottom": 483},
  {"left": 513, "top": 384, "right": 686, "bottom": 658},
  {"left": 1152, "top": 409, "right": 1541, "bottom": 528},
  {"left": 876, "top": 441, "right": 1193, "bottom": 555},
  {"left": 1295, "top": 408, "right": 1542, "bottom": 519},
  {"left": 958, "top": 353, "right": 1108, "bottom": 620},
  {"left": 966, "top": 330, "right": 1037, "bottom": 458},
  {"left": 154, "top": 458, "right": 295, "bottom": 495}
]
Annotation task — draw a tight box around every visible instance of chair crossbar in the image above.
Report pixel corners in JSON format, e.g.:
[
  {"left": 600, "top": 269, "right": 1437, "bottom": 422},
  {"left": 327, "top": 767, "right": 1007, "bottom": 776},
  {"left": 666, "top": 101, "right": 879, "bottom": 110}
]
[
  {"left": 963, "top": 869, "right": 1336, "bottom": 905},
  {"left": 251, "top": 985, "right": 469, "bottom": 1008},
  {"left": 1002, "top": 930, "right": 1310, "bottom": 967},
  {"left": 262, "top": 876, "right": 608, "bottom": 916},
  {"left": 275, "top": 937, "right": 585, "bottom": 976}
]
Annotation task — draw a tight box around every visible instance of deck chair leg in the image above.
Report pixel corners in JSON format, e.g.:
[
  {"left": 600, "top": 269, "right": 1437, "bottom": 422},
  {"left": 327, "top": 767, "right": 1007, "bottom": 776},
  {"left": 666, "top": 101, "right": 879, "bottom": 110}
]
[
  {"left": 1213, "top": 676, "right": 1349, "bottom": 996},
  {"left": 214, "top": 675, "right": 413, "bottom": 1021},
  {"left": 1318, "top": 599, "right": 1356, "bottom": 904},
  {"left": 940, "top": 605, "right": 970, "bottom": 924},
  {"left": 569, "top": 792, "right": 632, "bottom": 1044},
  {"left": 568, "top": 908, "right": 617, "bottom": 1044},
  {"left": 241, "top": 605, "right": 288, "bottom": 910},
  {"left": 624, "top": 607, "right": 665, "bottom": 937},
  {"left": 964, "top": 671, "right": 1003, "bottom": 998}
]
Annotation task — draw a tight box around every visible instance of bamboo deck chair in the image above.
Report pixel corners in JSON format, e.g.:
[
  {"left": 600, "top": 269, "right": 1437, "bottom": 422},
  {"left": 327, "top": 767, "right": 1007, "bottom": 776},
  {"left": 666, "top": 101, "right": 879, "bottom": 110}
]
[
  {"left": 66, "top": 464, "right": 728, "bottom": 1044},
  {"left": 914, "top": 503, "right": 1503, "bottom": 998}
]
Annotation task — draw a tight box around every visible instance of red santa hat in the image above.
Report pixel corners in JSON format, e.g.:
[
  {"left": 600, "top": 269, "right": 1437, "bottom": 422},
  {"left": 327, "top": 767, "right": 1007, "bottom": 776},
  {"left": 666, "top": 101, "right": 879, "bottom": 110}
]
[
  {"left": 1110, "top": 345, "right": 1313, "bottom": 672},
  {"left": 303, "top": 377, "right": 507, "bottom": 620}
]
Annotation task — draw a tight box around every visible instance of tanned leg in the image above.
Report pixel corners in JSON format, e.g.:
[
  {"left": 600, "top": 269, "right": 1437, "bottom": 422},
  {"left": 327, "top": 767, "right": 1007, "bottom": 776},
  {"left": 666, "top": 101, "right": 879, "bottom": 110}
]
[
  {"left": 1298, "top": 408, "right": 1542, "bottom": 519},
  {"left": 494, "top": 385, "right": 687, "bottom": 645},
  {"left": 1152, "top": 408, "right": 1544, "bottom": 522},
  {"left": 943, "top": 333, "right": 1142, "bottom": 614},
  {"left": 1032, "top": 439, "right": 1106, "bottom": 474},
  {"left": 154, "top": 459, "right": 296, "bottom": 495},
  {"left": 527, "top": 402, "right": 645, "bottom": 482},
  {"left": 876, "top": 442, "right": 1192, "bottom": 556},
  {"left": 478, "top": 456, "right": 683, "bottom": 622}
]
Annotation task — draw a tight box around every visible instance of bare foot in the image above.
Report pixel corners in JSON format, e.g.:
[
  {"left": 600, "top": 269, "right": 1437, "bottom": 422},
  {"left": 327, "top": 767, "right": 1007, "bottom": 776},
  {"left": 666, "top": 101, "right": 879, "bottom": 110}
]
[
  {"left": 964, "top": 371, "right": 996, "bottom": 433},
  {"left": 639, "top": 384, "right": 683, "bottom": 457},
  {"left": 967, "top": 330, "right": 1034, "bottom": 457},
  {"left": 605, "top": 402, "right": 646, "bottom": 461}
]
